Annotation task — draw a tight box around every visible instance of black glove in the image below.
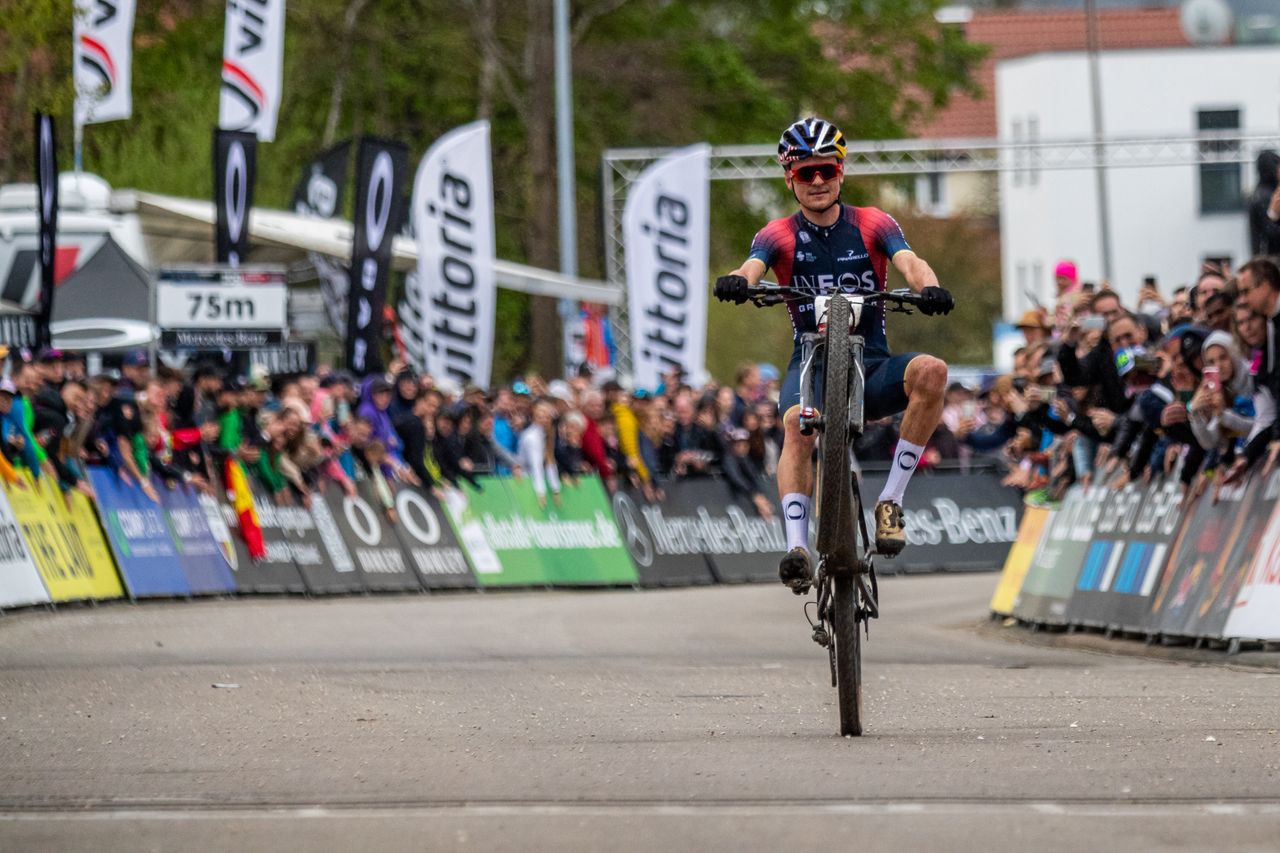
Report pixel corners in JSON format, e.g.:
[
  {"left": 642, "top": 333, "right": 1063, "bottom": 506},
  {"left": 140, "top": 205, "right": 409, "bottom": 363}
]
[
  {"left": 714, "top": 274, "right": 750, "bottom": 305},
  {"left": 918, "top": 286, "right": 955, "bottom": 316}
]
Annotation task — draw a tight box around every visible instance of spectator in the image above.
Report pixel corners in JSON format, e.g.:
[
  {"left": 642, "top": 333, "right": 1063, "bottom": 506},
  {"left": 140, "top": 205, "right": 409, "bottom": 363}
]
[
  {"left": 518, "top": 398, "right": 561, "bottom": 509},
  {"left": 721, "top": 427, "right": 774, "bottom": 521},
  {"left": 1249, "top": 150, "right": 1280, "bottom": 257}
]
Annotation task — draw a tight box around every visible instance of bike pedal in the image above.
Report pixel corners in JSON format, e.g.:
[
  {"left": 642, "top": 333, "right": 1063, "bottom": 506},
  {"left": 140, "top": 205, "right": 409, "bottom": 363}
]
[
  {"left": 812, "top": 626, "right": 830, "bottom": 647},
  {"left": 790, "top": 582, "right": 810, "bottom": 596}
]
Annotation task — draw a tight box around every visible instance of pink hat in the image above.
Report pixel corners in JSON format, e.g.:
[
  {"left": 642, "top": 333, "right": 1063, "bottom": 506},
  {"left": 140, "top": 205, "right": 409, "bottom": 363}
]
[{"left": 1054, "top": 260, "right": 1079, "bottom": 287}]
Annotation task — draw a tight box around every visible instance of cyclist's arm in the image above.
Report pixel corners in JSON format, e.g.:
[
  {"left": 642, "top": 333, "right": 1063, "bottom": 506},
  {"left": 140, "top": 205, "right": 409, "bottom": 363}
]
[
  {"left": 890, "top": 250, "right": 940, "bottom": 294},
  {"left": 727, "top": 258, "right": 767, "bottom": 285}
]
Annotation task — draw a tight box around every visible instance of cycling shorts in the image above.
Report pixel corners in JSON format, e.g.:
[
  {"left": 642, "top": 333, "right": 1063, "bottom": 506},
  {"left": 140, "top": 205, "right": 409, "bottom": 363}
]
[{"left": 778, "top": 344, "right": 921, "bottom": 424}]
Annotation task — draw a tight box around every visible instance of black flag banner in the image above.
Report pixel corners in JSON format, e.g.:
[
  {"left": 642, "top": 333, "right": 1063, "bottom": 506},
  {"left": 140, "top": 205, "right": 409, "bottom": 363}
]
[
  {"left": 213, "top": 128, "right": 257, "bottom": 266},
  {"left": 346, "top": 137, "right": 408, "bottom": 375},
  {"left": 291, "top": 140, "right": 353, "bottom": 336},
  {"left": 34, "top": 113, "right": 58, "bottom": 347}
]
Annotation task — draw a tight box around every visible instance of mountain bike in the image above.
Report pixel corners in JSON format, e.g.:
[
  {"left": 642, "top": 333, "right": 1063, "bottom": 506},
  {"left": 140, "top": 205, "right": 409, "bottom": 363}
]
[{"left": 743, "top": 283, "right": 928, "bottom": 736}]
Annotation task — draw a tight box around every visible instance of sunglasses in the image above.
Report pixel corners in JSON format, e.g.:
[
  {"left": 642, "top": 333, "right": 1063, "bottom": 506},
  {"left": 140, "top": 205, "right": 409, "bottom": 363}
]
[{"left": 791, "top": 163, "right": 842, "bottom": 184}]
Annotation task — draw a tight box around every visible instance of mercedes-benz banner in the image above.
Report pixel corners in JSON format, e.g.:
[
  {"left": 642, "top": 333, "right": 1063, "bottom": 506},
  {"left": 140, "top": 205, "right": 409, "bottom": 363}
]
[
  {"left": 73, "top": 0, "right": 135, "bottom": 125},
  {"left": 218, "top": 0, "right": 285, "bottom": 141},
  {"left": 623, "top": 143, "right": 710, "bottom": 392},
  {"left": 404, "top": 120, "right": 497, "bottom": 389}
]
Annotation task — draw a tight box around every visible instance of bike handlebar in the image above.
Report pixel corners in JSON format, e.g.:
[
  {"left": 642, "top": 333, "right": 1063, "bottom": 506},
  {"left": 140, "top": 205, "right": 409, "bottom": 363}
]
[{"left": 742, "top": 283, "right": 927, "bottom": 312}]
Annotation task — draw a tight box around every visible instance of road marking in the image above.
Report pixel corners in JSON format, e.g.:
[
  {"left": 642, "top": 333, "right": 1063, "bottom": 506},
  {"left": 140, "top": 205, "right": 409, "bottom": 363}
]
[{"left": 3, "top": 801, "right": 1280, "bottom": 821}]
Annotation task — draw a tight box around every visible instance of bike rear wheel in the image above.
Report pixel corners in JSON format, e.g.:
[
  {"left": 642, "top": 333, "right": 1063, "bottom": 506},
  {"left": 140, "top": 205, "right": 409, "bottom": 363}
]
[{"left": 832, "top": 574, "right": 864, "bottom": 736}]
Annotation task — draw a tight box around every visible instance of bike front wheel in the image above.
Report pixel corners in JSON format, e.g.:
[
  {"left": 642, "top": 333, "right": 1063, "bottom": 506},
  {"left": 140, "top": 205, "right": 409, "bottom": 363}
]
[{"left": 832, "top": 574, "right": 864, "bottom": 736}]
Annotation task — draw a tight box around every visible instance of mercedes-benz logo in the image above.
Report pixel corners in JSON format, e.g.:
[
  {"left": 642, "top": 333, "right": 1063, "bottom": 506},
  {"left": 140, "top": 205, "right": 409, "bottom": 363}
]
[{"left": 611, "top": 491, "right": 654, "bottom": 568}]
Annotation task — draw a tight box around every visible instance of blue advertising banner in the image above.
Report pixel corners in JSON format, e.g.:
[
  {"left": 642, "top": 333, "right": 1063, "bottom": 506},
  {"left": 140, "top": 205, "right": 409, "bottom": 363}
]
[
  {"left": 156, "top": 478, "right": 236, "bottom": 595},
  {"left": 87, "top": 468, "right": 191, "bottom": 597}
]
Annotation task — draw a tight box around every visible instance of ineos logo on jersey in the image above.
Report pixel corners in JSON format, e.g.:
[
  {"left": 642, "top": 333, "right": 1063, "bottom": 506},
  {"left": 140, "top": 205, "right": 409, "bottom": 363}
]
[
  {"left": 342, "top": 495, "right": 381, "bottom": 546},
  {"left": 395, "top": 490, "right": 441, "bottom": 545},
  {"left": 791, "top": 272, "right": 878, "bottom": 292}
]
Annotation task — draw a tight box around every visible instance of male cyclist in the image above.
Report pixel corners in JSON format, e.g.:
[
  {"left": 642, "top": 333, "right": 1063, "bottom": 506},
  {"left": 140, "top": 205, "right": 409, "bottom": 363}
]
[{"left": 714, "top": 117, "right": 954, "bottom": 592}]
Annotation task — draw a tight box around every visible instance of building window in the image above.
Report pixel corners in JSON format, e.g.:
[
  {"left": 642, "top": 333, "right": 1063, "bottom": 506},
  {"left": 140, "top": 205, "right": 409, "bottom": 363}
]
[{"left": 1198, "top": 108, "right": 1242, "bottom": 215}]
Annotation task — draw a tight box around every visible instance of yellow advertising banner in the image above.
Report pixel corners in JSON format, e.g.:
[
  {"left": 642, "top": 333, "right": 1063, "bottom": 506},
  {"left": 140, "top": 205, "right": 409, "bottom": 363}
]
[
  {"left": 4, "top": 473, "right": 124, "bottom": 602},
  {"left": 990, "top": 504, "right": 1049, "bottom": 616}
]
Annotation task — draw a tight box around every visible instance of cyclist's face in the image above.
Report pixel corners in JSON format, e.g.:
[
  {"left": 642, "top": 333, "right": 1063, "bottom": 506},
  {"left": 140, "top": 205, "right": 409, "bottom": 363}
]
[{"left": 785, "top": 155, "right": 842, "bottom": 212}]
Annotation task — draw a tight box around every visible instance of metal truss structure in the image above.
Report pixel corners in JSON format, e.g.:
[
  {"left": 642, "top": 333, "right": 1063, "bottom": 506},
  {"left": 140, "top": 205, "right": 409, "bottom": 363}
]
[{"left": 602, "top": 131, "right": 1280, "bottom": 372}]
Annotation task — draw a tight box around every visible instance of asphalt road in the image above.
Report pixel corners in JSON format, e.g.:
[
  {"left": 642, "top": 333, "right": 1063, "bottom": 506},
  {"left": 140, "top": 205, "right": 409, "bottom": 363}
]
[{"left": 2, "top": 573, "right": 1279, "bottom": 852}]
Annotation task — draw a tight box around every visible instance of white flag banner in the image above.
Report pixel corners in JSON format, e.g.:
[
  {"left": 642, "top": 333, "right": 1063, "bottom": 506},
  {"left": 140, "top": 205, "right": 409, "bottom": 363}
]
[
  {"left": 623, "top": 143, "right": 710, "bottom": 391},
  {"left": 219, "top": 0, "right": 285, "bottom": 142},
  {"left": 73, "top": 0, "right": 136, "bottom": 126},
  {"left": 405, "top": 121, "right": 497, "bottom": 389}
]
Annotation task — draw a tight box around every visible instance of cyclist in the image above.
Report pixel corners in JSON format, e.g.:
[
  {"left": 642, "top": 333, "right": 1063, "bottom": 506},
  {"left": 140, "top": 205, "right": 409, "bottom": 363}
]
[{"left": 713, "top": 117, "right": 954, "bottom": 591}]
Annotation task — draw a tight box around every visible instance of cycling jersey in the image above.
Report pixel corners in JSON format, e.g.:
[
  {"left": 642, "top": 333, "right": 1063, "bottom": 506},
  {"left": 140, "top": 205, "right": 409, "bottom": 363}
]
[{"left": 747, "top": 203, "right": 911, "bottom": 359}]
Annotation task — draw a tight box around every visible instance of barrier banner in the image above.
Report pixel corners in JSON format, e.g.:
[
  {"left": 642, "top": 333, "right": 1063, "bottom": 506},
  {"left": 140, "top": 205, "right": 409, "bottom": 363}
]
[
  {"left": 216, "top": 479, "right": 312, "bottom": 594},
  {"left": 0, "top": 480, "right": 50, "bottom": 608},
  {"left": 1151, "top": 470, "right": 1280, "bottom": 639},
  {"left": 10, "top": 473, "right": 123, "bottom": 602},
  {"left": 857, "top": 469, "right": 1023, "bottom": 573},
  {"left": 647, "top": 478, "right": 783, "bottom": 583},
  {"left": 1224, "top": 475, "right": 1280, "bottom": 640},
  {"left": 443, "top": 475, "right": 636, "bottom": 587},
  {"left": 1011, "top": 489, "right": 1090, "bottom": 624},
  {"left": 156, "top": 479, "right": 236, "bottom": 594},
  {"left": 321, "top": 482, "right": 421, "bottom": 592},
  {"left": 610, "top": 483, "right": 717, "bottom": 587},
  {"left": 989, "top": 504, "right": 1049, "bottom": 616},
  {"left": 87, "top": 468, "right": 191, "bottom": 597},
  {"left": 1063, "top": 481, "right": 1182, "bottom": 632},
  {"left": 389, "top": 484, "right": 476, "bottom": 589}
]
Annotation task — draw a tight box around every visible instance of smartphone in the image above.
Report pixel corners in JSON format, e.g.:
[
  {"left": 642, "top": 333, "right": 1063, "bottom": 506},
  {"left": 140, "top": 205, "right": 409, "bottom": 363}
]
[
  {"left": 1081, "top": 315, "right": 1106, "bottom": 331},
  {"left": 1143, "top": 275, "right": 1158, "bottom": 290},
  {"left": 961, "top": 401, "right": 977, "bottom": 419},
  {"left": 1036, "top": 385, "right": 1057, "bottom": 404},
  {"left": 1203, "top": 366, "right": 1220, "bottom": 393}
]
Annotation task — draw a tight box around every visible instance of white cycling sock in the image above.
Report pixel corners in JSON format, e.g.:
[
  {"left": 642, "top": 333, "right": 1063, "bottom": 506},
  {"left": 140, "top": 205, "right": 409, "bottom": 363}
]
[
  {"left": 878, "top": 439, "right": 926, "bottom": 505},
  {"left": 781, "top": 493, "right": 811, "bottom": 552}
]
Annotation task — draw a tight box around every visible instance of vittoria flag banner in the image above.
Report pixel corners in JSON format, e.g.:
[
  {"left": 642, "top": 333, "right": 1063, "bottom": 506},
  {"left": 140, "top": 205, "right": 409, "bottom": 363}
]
[
  {"left": 34, "top": 114, "right": 58, "bottom": 348},
  {"left": 404, "top": 121, "right": 497, "bottom": 389},
  {"left": 73, "top": 0, "right": 136, "bottom": 125},
  {"left": 213, "top": 129, "right": 257, "bottom": 266},
  {"left": 346, "top": 137, "right": 408, "bottom": 375},
  {"left": 291, "top": 140, "right": 352, "bottom": 336},
  {"left": 218, "top": 0, "right": 285, "bottom": 142},
  {"left": 623, "top": 143, "right": 711, "bottom": 391}
]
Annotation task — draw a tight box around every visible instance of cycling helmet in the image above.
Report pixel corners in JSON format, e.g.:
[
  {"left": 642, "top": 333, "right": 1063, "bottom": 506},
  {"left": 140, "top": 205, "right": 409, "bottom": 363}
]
[{"left": 777, "top": 117, "right": 847, "bottom": 166}]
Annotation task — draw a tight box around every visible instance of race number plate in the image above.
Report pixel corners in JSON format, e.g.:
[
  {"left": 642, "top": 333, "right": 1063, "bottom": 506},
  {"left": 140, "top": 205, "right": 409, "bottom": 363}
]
[{"left": 814, "top": 294, "right": 864, "bottom": 331}]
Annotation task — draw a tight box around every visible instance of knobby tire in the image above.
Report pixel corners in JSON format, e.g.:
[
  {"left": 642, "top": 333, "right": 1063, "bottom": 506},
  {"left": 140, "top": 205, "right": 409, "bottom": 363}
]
[{"left": 832, "top": 574, "right": 864, "bottom": 736}]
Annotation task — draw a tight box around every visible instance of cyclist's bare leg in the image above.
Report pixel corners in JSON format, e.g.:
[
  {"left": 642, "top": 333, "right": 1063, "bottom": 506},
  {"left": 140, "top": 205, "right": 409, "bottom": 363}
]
[
  {"left": 897, "top": 355, "right": 948, "bottom": 446},
  {"left": 777, "top": 404, "right": 818, "bottom": 590},
  {"left": 876, "top": 355, "right": 947, "bottom": 555}
]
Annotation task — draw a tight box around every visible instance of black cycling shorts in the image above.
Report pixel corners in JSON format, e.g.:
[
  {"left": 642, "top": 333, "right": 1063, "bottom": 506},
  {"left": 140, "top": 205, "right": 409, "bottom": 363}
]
[{"left": 779, "top": 344, "right": 921, "bottom": 424}]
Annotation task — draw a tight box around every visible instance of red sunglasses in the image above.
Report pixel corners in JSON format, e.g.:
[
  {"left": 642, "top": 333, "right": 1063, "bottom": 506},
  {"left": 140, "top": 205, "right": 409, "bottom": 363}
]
[{"left": 791, "top": 163, "right": 842, "bottom": 184}]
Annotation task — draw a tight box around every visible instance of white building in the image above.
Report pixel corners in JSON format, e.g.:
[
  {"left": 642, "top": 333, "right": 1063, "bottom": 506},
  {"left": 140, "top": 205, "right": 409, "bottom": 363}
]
[{"left": 997, "top": 45, "right": 1279, "bottom": 319}]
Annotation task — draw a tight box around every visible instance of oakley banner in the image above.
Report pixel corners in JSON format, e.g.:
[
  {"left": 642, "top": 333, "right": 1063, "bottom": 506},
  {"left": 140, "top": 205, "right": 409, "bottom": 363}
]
[
  {"left": 623, "top": 143, "right": 710, "bottom": 392},
  {"left": 389, "top": 484, "right": 476, "bottom": 590},
  {"left": 291, "top": 140, "right": 353, "bottom": 335},
  {"left": 319, "top": 481, "right": 422, "bottom": 592},
  {"left": 73, "top": 0, "right": 135, "bottom": 125},
  {"left": 405, "top": 121, "right": 497, "bottom": 388},
  {"left": 214, "top": 129, "right": 257, "bottom": 266},
  {"left": 346, "top": 137, "right": 408, "bottom": 375},
  {"left": 218, "top": 0, "right": 285, "bottom": 141},
  {"left": 34, "top": 114, "right": 57, "bottom": 348}
]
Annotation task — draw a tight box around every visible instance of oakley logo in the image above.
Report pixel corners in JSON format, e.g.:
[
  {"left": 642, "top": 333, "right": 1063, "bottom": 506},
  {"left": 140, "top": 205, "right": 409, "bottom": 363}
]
[
  {"left": 364, "top": 151, "right": 395, "bottom": 252},
  {"left": 395, "top": 489, "right": 442, "bottom": 545},
  {"left": 784, "top": 499, "right": 807, "bottom": 520},
  {"left": 343, "top": 494, "right": 382, "bottom": 547},
  {"left": 897, "top": 449, "right": 919, "bottom": 470},
  {"left": 223, "top": 140, "right": 249, "bottom": 264}
]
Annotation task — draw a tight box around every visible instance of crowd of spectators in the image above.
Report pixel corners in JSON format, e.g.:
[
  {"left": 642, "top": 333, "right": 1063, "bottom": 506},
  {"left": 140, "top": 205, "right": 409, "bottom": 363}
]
[
  {"left": 11, "top": 252, "right": 1280, "bottom": 522},
  {"left": 0, "top": 349, "right": 795, "bottom": 525},
  {"left": 924, "top": 256, "right": 1280, "bottom": 503}
]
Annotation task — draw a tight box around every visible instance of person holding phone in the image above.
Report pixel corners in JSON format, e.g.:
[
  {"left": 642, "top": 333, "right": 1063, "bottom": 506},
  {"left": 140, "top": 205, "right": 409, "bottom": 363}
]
[{"left": 1188, "top": 331, "right": 1254, "bottom": 457}]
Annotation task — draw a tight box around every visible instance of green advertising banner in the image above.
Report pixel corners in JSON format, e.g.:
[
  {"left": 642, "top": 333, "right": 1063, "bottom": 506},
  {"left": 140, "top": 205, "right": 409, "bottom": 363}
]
[{"left": 442, "top": 475, "right": 637, "bottom": 587}]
